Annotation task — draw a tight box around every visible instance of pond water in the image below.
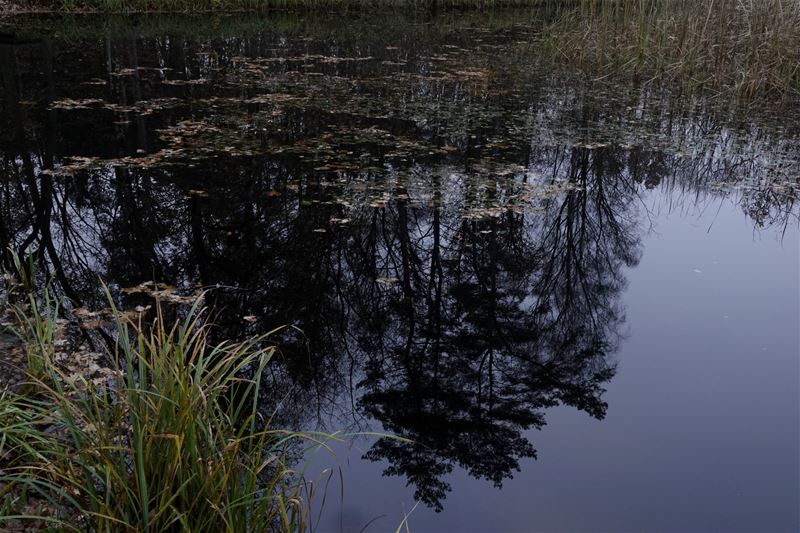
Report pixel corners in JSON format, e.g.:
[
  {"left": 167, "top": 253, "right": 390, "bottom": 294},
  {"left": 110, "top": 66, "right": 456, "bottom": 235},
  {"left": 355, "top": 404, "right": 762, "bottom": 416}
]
[{"left": 0, "top": 11, "right": 798, "bottom": 532}]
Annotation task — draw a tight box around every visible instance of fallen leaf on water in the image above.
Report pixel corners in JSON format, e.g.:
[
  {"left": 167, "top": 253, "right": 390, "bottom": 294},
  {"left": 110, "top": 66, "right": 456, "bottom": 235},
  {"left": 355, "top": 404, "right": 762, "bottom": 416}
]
[
  {"left": 73, "top": 307, "right": 99, "bottom": 319},
  {"left": 574, "top": 142, "right": 609, "bottom": 150},
  {"left": 50, "top": 98, "right": 105, "bottom": 110},
  {"left": 122, "top": 282, "right": 172, "bottom": 294}
]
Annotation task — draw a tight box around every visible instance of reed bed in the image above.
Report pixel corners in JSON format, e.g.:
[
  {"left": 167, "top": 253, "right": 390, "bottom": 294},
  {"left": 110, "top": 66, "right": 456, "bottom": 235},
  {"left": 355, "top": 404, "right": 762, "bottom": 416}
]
[
  {"left": 11, "top": 0, "right": 545, "bottom": 12},
  {"left": 0, "top": 276, "right": 321, "bottom": 531},
  {"left": 541, "top": 0, "right": 800, "bottom": 101}
]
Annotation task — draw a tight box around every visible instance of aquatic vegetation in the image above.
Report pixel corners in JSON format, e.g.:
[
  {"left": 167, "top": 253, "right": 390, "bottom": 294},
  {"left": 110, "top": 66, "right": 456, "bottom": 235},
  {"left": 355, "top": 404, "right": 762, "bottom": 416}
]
[
  {"left": 541, "top": 0, "right": 800, "bottom": 101},
  {"left": 0, "top": 275, "right": 322, "bottom": 531}
]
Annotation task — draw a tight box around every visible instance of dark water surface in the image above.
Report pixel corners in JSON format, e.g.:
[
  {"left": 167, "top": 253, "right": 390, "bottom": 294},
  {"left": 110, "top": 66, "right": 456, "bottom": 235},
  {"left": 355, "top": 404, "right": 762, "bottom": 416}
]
[{"left": 1, "top": 11, "right": 798, "bottom": 532}]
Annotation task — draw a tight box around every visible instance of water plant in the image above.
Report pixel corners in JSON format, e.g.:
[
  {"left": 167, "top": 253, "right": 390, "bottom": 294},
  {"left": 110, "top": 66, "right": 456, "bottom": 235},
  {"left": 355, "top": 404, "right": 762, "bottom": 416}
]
[
  {"left": 541, "top": 0, "right": 800, "bottom": 101},
  {"left": 0, "top": 268, "right": 320, "bottom": 531},
  {"left": 5, "top": 253, "right": 60, "bottom": 381}
]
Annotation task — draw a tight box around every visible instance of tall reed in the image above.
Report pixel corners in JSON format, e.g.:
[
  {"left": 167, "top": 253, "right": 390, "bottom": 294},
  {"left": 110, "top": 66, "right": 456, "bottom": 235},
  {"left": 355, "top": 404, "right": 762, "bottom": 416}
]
[{"left": 541, "top": 0, "right": 800, "bottom": 102}]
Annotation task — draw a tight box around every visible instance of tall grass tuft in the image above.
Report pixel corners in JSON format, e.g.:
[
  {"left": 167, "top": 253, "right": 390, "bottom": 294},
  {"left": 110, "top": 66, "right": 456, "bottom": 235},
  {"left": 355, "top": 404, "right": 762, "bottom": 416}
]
[
  {"left": 541, "top": 0, "right": 800, "bottom": 102},
  {"left": 6, "top": 253, "right": 59, "bottom": 380},
  {"left": 1, "top": 275, "right": 318, "bottom": 531}
]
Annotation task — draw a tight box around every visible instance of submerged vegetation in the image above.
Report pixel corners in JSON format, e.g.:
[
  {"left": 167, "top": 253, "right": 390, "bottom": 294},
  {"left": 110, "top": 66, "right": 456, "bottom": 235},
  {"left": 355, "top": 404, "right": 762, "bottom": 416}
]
[{"left": 0, "top": 262, "right": 319, "bottom": 531}]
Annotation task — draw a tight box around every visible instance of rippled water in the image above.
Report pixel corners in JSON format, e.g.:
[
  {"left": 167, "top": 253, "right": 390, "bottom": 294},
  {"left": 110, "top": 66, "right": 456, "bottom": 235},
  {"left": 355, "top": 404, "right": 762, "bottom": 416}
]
[{"left": 1, "top": 12, "right": 798, "bottom": 532}]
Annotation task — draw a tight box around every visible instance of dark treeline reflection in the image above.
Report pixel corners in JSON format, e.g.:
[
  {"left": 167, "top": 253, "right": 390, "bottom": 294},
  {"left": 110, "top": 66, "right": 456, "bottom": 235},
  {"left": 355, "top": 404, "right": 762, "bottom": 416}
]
[{"left": 1, "top": 14, "right": 798, "bottom": 510}]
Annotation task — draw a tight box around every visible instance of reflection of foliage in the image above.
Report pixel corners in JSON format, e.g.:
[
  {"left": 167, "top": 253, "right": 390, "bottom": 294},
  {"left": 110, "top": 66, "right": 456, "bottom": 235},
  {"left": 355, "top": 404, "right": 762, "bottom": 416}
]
[
  {"left": 1, "top": 17, "right": 799, "bottom": 513},
  {"left": 352, "top": 147, "right": 638, "bottom": 509}
]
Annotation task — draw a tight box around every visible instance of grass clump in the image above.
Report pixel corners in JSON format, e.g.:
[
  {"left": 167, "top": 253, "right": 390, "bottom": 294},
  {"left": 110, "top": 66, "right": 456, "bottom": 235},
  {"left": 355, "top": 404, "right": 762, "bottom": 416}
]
[
  {"left": 1, "top": 275, "right": 316, "bottom": 531},
  {"left": 542, "top": 0, "right": 800, "bottom": 102},
  {"left": 6, "top": 253, "right": 60, "bottom": 382}
]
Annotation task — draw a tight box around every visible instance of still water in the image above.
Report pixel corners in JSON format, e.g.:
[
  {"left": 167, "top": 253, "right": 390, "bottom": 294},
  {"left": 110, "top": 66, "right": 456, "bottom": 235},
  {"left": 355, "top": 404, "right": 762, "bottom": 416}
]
[{"left": 1, "top": 11, "right": 798, "bottom": 532}]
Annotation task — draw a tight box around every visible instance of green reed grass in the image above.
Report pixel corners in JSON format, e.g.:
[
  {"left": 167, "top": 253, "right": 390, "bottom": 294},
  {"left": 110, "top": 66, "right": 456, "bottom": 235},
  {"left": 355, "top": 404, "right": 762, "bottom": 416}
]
[
  {"left": 6, "top": 253, "right": 59, "bottom": 381},
  {"left": 1, "top": 274, "right": 323, "bottom": 531},
  {"left": 0, "top": 390, "right": 73, "bottom": 528},
  {"left": 0, "top": 391, "right": 51, "bottom": 470},
  {"left": 541, "top": 0, "right": 800, "bottom": 101}
]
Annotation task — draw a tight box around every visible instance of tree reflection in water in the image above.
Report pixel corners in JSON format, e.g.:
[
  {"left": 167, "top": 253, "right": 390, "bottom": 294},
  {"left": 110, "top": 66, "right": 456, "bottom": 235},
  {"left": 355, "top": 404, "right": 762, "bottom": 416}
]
[
  {"left": 351, "top": 147, "right": 639, "bottom": 508},
  {"left": 1, "top": 14, "right": 798, "bottom": 511}
]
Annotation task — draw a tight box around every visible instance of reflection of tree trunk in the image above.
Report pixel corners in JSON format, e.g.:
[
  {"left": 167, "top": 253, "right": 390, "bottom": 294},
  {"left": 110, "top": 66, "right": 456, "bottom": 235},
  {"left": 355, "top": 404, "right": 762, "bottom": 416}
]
[
  {"left": 428, "top": 0, "right": 439, "bottom": 19},
  {"left": 367, "top": 209, "right": 378, "bottom": 279},
  {"left": 427, "top": 177, "right": 443, "bottom": 312},
  {"left": 127, "top": 39, "right": 148, "bottom": 153},
  {"left": 0, "top": 46, "right": 25, "bottom": 147},
  {"left": 39, "top": 181, "right": 82, "bottom": 305},
  {"left": 429, "top": 178, "right": 444, "bottom": 403},
  {"left": 114, "top": 168, "right": 161, "bottom": 281},
  {"left": 1, "top": 40, "right": 80, "bottom": 304},
  {"left": 104, "top": 35, "right": 113, "bottom": 77},
  {"left": 42, "top": 38, "right": 56, "bottom": 170},
  {"left": 41, "top": 39, "right": 81, "bottom": 305},
  {"left": 189, "top": 197, "right": 210, "bottom": 283},
  {"left": 396, "top": 190, "right": 416, "bottom": 368},
  {"left": 486, "top": 222, "right": 497, "bottom": 411},
  {"left": 167, "top": 35, "right": 187, "bottom": 79},
  {"left": 0, "top": 46, "right": 21, "bottom": 268}
]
